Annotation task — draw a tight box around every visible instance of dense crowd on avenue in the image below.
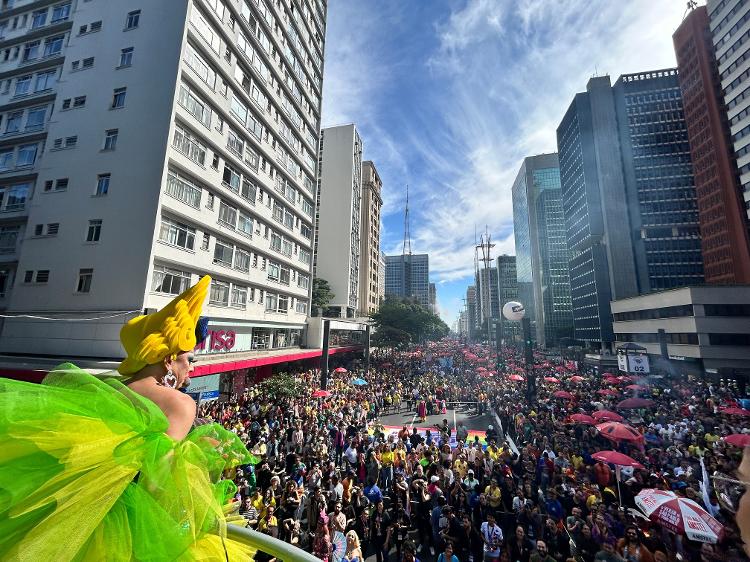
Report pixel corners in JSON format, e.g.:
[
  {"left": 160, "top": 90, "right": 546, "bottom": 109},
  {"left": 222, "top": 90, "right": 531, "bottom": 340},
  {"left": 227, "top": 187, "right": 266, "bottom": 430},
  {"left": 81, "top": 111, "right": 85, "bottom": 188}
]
[{"left": 199, "top": 341, "right": 750, "bottom": 562}]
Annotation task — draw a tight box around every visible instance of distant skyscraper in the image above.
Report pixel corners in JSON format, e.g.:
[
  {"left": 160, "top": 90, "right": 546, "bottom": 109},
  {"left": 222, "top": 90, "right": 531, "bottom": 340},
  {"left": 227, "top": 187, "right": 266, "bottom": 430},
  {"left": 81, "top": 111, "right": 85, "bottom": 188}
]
[
  {"left": 384, "top": 253, "right": 430, "bottom": 308},
  {"left": 429, "top": 282, "right": 437, "bottom": 314},
  {"left": 378, "top": 251, "right": 386, "bottom": 304},
  {"left": 496, "top": 255, "right": 520, "bottom": 340},
  {"left": 709, "top": 0, "right": 750, "bottom": 217},
  {"left": 358, "top": 161, "right": 383, "bottom": 316},
  {"left": 314, "top": 124, "right": 363, "bottom": 318},
  {"left": 511, "top": 154, "right": 573, "bottom": 347},
  {"left": 557, "top": 71, "right": 704, "bottom": 347},
  {"left": 674, "top": 6, "right": 750, "bottom": 283},
  {"left": 466, "top": 285, "right": 478, "bottom": 340}
]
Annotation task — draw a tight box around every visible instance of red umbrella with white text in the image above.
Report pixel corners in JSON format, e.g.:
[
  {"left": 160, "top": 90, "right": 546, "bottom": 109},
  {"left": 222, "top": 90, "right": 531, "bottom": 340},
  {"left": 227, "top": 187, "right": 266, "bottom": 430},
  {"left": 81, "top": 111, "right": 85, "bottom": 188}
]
[{"left": 635, "top": 489, "right": 724, "bottom": 543}]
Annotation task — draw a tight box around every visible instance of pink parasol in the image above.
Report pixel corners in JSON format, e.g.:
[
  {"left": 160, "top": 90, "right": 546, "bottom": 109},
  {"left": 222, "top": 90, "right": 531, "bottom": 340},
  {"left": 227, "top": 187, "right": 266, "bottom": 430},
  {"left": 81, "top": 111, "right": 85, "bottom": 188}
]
[
  {"left": 592, "top": 410, "right": 624, "bottom": 422},
  {"left": 592, "top": 450, "right": 644, "bottom": 468},
  {"left": 635, "top": 489, "right": 723, "bottom": 543},
  {"left": 553, "top": 390, "right": 575, "bottom": 400},
  {"left": 625, "top": 384, "right": 647, "bottom": 391},
  {"left": 724, "top": 434, "right": 750, "bottom": 447},
  {"left": 719, "top": 407, "right": 750, "bottom": 417},
  {"left": 596, "top": 422, "right": 644, "bottom": 443},
  {"left": 569, "top": 413, "right": 596, "bottom": 425},
  {"left": 570, "top": 376, "right": 584, "bottom": 383},
  {"left": 597, "top": 389, "right": 619, "bottom": 396},
  {"left": 333, "top": 367, "right": 348, "bottom": 374},
  {"left": 617, "top": 397, "right": 655, "bottom": 409},
  {"left": 508, "top": 374, "right": 524, "bottom": 382},
  {"left": 544, "top": 377, "right": 560, "bottom": 384},
  {"left": 312, "top": 390, "right": 331, "bottom": 398}
]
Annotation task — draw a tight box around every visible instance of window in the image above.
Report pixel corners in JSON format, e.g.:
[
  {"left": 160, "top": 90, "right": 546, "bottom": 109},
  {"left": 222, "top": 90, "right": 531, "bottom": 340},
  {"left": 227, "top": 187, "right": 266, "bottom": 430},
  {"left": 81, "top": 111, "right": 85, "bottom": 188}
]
[
  {"left": 295, "top": 301, "right": 308, "bottom": 314},
  {"left": 62, "top": 99, "right": 71, "bottom": 110},
  {"left": 86, "top": 219, "right": 101, "bottom": 242},
  {"left": 16, "top": 144, "right": 37, "bottom": 166},
  {"left": 64, "top": 135, "right": 77, "bottom": 148},
  {"left": 111, "top": 87, "right": 126, "bottom": 109},
  {"left": 201, "top": 233, "right": 210, "bottom": 250},
  {"left": 76, "top": 268, "right": 93, "bottom": 293},
  {"left": 299, "top": 248, "right": 311, "bottom": 264},
  {"left": 213, "top": 239, "right": 233, "bottom": 266},
  {"left": 237, "top": 211, "right": 253, "bottom": 237},
  {"left": 22, "top": 41, "right": 39, "bottom": 62},
  {"left": 218, "top": 201, "right": 237, "bottom": 228},
  {"left": 209, "top": 279, "right": 229, "bottom": 306},
  {"left": 73, "top": 96, "right": 86, "bottom": 108},
  {"left": 44, "top": 178, "right": 67, "bottom": 192},
  {"left": 277, "top": 295, "right": 289, "bottom": 313},
  {"left": 95, "top": 173, "right": 110, "bottom": 196},
  {"left": 222, "top": 163, "right": 241, "bottom": 191},
  {"left": 119, "top": 47, "right": 133, "bottom": 67},
  {"left": 227, "top": 129, "right": 244, "bottom": 156},
  {"left": 51, "top": 3, "right": 71, "bottom": 23},
  {"left": 46, "top": 223, "right": 58, "bottom": 235},
  {"left": 5, "top": 111, "right": 21, "bottom": 134},
  {"left": 31, "top": 9, "right": 47, "bottom": 29},
  {"left": 172, "top": 124, "right": 206, "bottom": 165},
  {"left": 301, "top": 223, "right": 312, "bottom": 240},
  {"left": 165, "top": 169, "right": 201, "bottom": 208},
  {"left": 35, "top": 70, "right": 56, "bottom": 92},
  {"left": 14, "top": 75, "right": 31, "bottom": 96},
  {"left": 125, "top": 10, "right": 140, "bottom": 30},
  {"left": 25, "top": 106, "right": 46, "bottom": 130},
  {"left": 279, "top": 265, "right": 290, "bottom": 285},
  {"left": 103, "top": 129, "right": 118, "bottom": 151},
  {"left": 298, "top": 274, "right": 309, "bottom": 289},
  {"left": 183, "top": 44, "right": 216, "bottom": 89},
  {"left": 267, "top": 262, "right": 280, "bottom": 281},
  {"left": 43, "top": 36, "right": 63, "bottom": 58},
  {"left": 0, "top": 150, "right": 12, "bottom": 170},
  {"left": 152, "top": 265, "right": 191, "bottom": 295},
  {"left": 234, "top": 249, "right": 250, "bottom": 272},
  {"left": 82, "top": 57, "right": 94, "bottom": 68},
  {"left": 34, "top": 224, "right": 43, "bottom": 236},
  {"left": 24, "top": 271, "right": 33, "bottom": 283},
  {"left": 36, "top": 270, "right": 50, "bottom": 283},
  {"left": 178, "top": 84, "right": 211, "bottom": 128},
  {"left": 0, "top": 225, "right": 18, "bottom": 252},
  {"left": 159, "top": 217, "right": 195, "bottom": 250},
  {"left": 0, "top": 182, "right": 30, "bottom": 210},
  {"left": 270, "top": 232, "right": 282, "bottom": 252},
  {"left": 230, "top": 285, "right": 247, "bottom": 308},
  {"left": 90, "top": 20, "right": 102, "bottom": 32},
  {"left": 265, "top": 293, "right": 277, "bottom": 311}
]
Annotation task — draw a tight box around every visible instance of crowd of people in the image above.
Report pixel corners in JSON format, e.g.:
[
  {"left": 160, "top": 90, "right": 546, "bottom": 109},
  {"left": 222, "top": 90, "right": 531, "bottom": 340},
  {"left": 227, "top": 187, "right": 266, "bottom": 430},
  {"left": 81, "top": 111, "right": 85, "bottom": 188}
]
[{"left": 198, "top": 341, "right": 750, "bottom": 562}]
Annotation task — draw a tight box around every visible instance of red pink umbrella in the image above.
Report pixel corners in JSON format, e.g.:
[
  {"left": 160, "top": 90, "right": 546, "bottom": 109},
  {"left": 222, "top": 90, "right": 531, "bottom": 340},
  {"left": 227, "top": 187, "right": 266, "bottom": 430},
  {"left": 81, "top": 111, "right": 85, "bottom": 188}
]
[
  {"left": 570, "top": 376, "right": 584, "bottom": 383},
  {"left": 592, "top": 450, "right": 644, "bottom": 468},
  {"left": 625, "top": 384, "right": 647, "bottom": 391},
  {"left": 333, "top": 367, "right": 348, "bottom": 373},
  {"left": 508, "top": 374, "right": 524, "bottom": 382},
  {"left": 617, "top": 397, "right": 655, "bottom": 409},
  {"left": 553, "top": 390, "right": 575, "bottom": 400},
  {"left": 569, "top": 414, "right": 596, "bottom": 425},
  {"left": 597, "top": 389, "right": 619, "bottom": 396},
  {"left": 312, "top": 390, "right": 331, "bottom": 398},
  {"left": 596, "top": 422, "right": 644, "bottom": 443},
  {"left": 724, "top": 434, "right": 750, "bottom": 447},
  {"left": 635, "top": 489, "right": 723, "bottom": 543},
  {"left": 544, "top": 377, "right": 560, "bottom": 383},
  {"left": 601, "top": 372, "right": 614, "bottom": 377},
  {"left": 720, "top": 407, "right": 750, "bottom": 417},
  {"left": 592, "top": 410, "right": 624, "bottom": 422}
]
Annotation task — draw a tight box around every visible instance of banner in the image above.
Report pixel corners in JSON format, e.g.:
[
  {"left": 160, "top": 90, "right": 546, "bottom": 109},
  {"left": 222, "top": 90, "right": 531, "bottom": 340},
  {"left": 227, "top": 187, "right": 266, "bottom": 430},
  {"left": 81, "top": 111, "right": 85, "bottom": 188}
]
[
  {"left": 617, "top": 353, "right": 628, "bottom": 372},
  {"left": 188, "top": 373, "right": 221, "bottom": 403},
  {"left": 628, "top": 354, "right": 650, "bottom": 374}
]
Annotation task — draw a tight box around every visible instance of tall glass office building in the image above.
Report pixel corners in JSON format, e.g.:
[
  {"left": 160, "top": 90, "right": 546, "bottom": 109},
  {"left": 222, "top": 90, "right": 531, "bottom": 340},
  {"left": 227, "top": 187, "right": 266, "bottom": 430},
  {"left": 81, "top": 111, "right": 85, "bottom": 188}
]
[{"left": 511, "top": 154, "right": 573, "bottom": 347}]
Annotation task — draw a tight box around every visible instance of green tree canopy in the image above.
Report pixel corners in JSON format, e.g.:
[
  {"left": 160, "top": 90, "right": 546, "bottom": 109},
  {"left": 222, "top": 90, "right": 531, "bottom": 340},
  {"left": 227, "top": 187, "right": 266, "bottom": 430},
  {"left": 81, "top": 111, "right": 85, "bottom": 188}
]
[
  {"left": 311, "top": 278, "right": 335, "bottom": 311},
  {"left": 256, "top": 373, "right": 305, "bottom": 399},
  {"left": 371, "top": 297, "right": 450, "bottom": 348}
]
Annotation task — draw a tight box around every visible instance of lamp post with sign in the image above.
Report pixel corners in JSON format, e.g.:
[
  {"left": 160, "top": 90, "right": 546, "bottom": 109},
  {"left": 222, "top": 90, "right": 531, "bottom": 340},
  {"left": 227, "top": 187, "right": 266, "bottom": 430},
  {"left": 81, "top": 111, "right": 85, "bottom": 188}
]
[{"left": 503, "top": 301, "right": 536, "bottom": 402}]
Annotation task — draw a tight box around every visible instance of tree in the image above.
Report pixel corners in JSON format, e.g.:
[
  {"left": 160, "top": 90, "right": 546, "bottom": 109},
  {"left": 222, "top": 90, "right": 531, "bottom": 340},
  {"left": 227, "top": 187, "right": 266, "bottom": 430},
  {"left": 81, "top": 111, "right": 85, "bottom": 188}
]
[
  {"left": 311, "top": 278, "right": 335, "bottom": 313},
  {"left": 256, "top": 373, "right": 305, "bottom": 399},
  {"left": 371, "top": 297, "right": 450, "bottom": 348}
]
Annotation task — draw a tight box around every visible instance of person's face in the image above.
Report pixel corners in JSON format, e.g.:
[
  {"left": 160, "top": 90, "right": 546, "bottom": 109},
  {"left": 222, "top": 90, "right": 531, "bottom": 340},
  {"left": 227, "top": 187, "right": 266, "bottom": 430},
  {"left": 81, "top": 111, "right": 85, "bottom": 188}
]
[
  {"left": 626, "top": 528, "right": 638, "bottom": 542},
  {"left": 582, "top": 526, "right": 591, "bottom": 537},
  {"left": 537, "top": 542, "right": 547, "bottom": 554},
  {"left": 516, "top": 526, "right": 524, "bottom": 539},
  {"left": 335, "top": 503, "right": 342, "bottom": 513},
  {"left": 166, "top": 351, "right": 194, "bottom": 387},
  {"left": 444, "top": 545, "right": 453, "bottom": 557}
]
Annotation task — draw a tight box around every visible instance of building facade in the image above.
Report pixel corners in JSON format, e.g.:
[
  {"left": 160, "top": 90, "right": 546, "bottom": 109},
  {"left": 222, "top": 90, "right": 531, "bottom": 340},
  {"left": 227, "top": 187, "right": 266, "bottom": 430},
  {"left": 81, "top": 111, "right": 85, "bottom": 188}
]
[
  {"left": 0, "top": 0, "right": 326, "bottom": 361},
  {"left": 496, "top": 254, "right": 520, "bottom": 341},
  {"left": 377, "top": 250, "right": 385, "bottom": 303},
  {"left": 466, "top": 284, "right": 477, "bottom": 340},
  {"left": 511, "top": 153, "right": 573, "bottom": 348},
  {"left": 384, "top": 253, "right": 429, "bottom": 308},
  {"left": 428, "top": 282, "right": 436, "bottom": 314},
  {"left": 357, "top": 160, "right": 381, "bottom": 316},
  {"left": 476, "top": 266, "right": 499, "bottom": 329},
  {"left": 314, "top": 124, "right": 362, "bottom": 318},
  {"left": 674, "top": 6, "right": 750, "bottom": 283},
  {"left": 709, "top": 0, "right": 750, "bottom": 217},
  {"left": 612, "top": 286, "right": 750, "bottom": 379}
]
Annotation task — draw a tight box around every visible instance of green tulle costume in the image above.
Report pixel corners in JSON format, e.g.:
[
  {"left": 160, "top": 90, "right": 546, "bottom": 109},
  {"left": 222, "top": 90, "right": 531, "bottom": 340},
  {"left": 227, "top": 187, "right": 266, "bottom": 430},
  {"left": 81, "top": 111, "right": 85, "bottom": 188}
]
[{"left": 0, "top": 363, "right": 258, "bottom": 561}]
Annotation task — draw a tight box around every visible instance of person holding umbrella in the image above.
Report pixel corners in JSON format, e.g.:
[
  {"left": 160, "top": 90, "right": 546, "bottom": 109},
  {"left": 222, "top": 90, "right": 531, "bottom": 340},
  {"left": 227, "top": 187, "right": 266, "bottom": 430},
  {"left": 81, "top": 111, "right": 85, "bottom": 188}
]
[{"left": 616, "top": 525, "right": 654, "bottom": 562}]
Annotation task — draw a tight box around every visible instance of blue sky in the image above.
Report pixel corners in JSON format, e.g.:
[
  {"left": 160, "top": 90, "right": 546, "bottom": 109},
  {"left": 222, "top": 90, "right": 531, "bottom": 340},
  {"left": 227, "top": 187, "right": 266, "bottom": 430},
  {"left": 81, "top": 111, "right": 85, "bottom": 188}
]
[{"left": 320, "top": 0, "right": 692, "bottom": 326}]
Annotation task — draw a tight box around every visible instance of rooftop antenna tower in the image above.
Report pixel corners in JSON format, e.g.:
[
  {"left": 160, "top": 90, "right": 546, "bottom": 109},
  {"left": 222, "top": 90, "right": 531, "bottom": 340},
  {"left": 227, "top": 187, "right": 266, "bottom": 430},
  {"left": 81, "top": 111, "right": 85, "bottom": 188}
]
[{"left": 475, "top": 226, "right": 495, "bottom": 344}]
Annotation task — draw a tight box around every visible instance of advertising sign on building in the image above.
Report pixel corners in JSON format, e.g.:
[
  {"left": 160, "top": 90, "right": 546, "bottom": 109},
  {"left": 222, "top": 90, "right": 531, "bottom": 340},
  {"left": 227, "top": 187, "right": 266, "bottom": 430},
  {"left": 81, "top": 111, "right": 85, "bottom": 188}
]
[
  {"left": 628, "top": 354, "right": 650, "bottom": 374},
  {"left": 187, "top": 373, "right": 221, "bottom": 402},
  {"left": 617, "top": 353, "right": 628, "bottom": 372}
]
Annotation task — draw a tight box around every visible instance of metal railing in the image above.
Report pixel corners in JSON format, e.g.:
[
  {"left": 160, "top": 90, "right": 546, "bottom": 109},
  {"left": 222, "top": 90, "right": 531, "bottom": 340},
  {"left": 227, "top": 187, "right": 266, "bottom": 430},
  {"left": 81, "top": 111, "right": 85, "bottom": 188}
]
[{"left": 225, "top": 524, "right": 320, "bottom": 562}]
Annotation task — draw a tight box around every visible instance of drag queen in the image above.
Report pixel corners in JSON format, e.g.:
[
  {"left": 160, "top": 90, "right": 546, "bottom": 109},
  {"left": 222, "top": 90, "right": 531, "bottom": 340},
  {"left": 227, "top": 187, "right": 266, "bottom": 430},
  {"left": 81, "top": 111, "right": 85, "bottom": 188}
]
[{"left": 0, "top": 276, "right": 258, "bottom": 560}]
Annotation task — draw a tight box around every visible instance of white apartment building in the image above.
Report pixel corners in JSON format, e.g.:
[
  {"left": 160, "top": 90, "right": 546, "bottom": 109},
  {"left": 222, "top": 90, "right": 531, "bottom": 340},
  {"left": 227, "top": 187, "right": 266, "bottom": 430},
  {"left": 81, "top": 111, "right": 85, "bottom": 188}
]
[
  {"left": 357, "top": 159, "right": 381, "bottom": 316},
  {"left": 0, "top": 0, "right": 326, "bottom": 364},
  {"left": 378, "top": 250, "right": 385, "bottom": 303},
  {"left": 313, "top": 123, "right": 362, "bottom": 318}
]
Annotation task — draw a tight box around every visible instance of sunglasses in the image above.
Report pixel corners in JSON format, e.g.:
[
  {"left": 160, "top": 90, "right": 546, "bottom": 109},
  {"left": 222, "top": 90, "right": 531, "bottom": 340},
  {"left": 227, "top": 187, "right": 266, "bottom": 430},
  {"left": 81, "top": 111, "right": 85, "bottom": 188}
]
[{"left": 711, "top": 473, "right": 748, "bottom": 513}]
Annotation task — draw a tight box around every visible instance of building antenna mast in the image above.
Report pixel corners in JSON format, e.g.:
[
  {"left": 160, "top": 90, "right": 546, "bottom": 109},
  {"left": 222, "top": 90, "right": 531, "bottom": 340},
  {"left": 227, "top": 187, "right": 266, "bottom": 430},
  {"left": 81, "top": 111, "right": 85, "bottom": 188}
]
[
  {"left": 475, "top": 226, "right": 495, "bottom": 344},
  {"left": 402, "top": 185, "right": 412, "bottom": 257}
]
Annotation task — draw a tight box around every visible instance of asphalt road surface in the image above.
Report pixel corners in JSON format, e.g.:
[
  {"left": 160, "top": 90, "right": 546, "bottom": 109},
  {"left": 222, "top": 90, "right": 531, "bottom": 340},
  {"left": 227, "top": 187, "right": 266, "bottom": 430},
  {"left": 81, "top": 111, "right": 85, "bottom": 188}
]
[{"left": 378, "top": 401, "right": 496, "bottom": 434}]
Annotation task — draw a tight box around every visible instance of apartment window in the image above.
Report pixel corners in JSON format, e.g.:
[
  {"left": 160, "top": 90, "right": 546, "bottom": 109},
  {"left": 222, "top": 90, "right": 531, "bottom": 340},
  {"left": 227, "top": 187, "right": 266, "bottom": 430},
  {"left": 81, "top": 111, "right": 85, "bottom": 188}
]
[
  {"left": 35, "top": 70, "right": 57, "bottom": 92},
  {"left": 267, "top": 262, "right": 280, "bottom": 281},
  {"left": 279, "top": 265, "right": 290, "bottom": 285},
  {"left": 14, "top": 75, "right": 31, "bottom": 96},
  {"left": 82, "top": 57, "right": 94, "bottom": 68},
  {"left": 0, "top": 225, "right": 18, "bottom": 253},
  {"left": 86, "top": 219, "right": 101, "bottom": 242},
  {"left": 24, "top": 270, "right": 33, "bottom": 283},
  {"left": 222, "top": 163, "right": 241, "bottom": 191},
  {"left": 159, "top": 217, "right": 195, "bottom": 250},
  {"left": 270, "top": 232, "right": 282, "bottom": 252},
  {"left": 230, "top": 285, "right": 247, "bottom": 308},
  {"left": 5, "top": 111, "right": 21, "bottom": 134},
  {"left": 295, "top": 301, "right": 307, "bottom": 314},
  {"left": 125, "top": 10, "right": 140, "bottom": 30},
  {"left": 43, "top": 36, "right": 63, "bottom": 58},
  {"left": 152, "top": 265, "right": 191, "bottom": 295},
  {"left": 22, "top": 41, "right": 40, "bottom": 62},
  {"left": 90, "top": 21, "right": 102, "bottom": 32},
  {"left": 265, "top": 293, "right": 277, "bottom": 311},
  {"left": 209, "top": 279, "right": 229, "bottom": 306},
  {"left": 201, "top": 232, "right": 209, "bottom": 250},
  {"left": 36, "top": 270, "right": 50, "bottom": 283},
  {"left": 178, "top": 84, "right": 211, "bottom": 128},
  {"left": 76, "top": 268, "right": 93, "bottom": 293},
  {"left": 165, "top": 170, "right": 201, "bottom": 208},
  {"left": 237, "top": 211, "right": 253, "bottom": 237},
  {"left": 213, "top": 239, "right": 234, "bottom": 266},
  {"left": 301, "top": 223, "right": 311, "bottom": 240},
  {"left": 0, "top": 182, "right": 30, "bottom": 211},
  {"left": 95, "top": 173, "right": 110, "bottom": 196},
  {"left": 25, "top": 106, "right": 46, "bottom": 130},
  {"left": 298, "top": 274, "right": 309, "bottom": 289},
  {"left": 119, "top": 47, "right": 133, "bottom": 67},
  {"left": 44, "top": 178, "right": 67, "bottom": 192},
  {"left": 111, "top": 87, "right": 126, "bottom": 109},
  {"left": 218, "top": 201, "right": 237, "bottom": 228},
  {"left": 227, "top": 129, "right": 244, "bottom": 156},
  {"left": 234, "top": 249, "right": 250, "bottom": 272},
  {"left": 172, "top": 124, "right": 206, "bottom": 165},
  {"left": 72, "top": 96, "right": 86, "bottom": 108},
  {"left": 16, "top": 144, "right": 37, "bottom": 166},
  {"left": 299, "top": 248, "right": 311, "bottom": 264},
  {"left": 31, "top": 10, "right": 47, "bottom": 29},
  {"left": 34, "top": 224, "right": 43, "bottom": 236},
  {"left": 103, "top": 129, "right": 118, "bottom": 151},
  {"left": 51, "top": 3, "right": 71, "bottom": 23}
]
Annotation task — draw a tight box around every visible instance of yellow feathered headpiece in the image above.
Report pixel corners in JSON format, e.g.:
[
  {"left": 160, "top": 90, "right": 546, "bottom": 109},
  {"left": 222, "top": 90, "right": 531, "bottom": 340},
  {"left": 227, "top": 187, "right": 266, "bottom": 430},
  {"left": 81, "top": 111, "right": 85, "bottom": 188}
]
[{"left": 118, "top": 275, "right": 210, "bottom": 375}]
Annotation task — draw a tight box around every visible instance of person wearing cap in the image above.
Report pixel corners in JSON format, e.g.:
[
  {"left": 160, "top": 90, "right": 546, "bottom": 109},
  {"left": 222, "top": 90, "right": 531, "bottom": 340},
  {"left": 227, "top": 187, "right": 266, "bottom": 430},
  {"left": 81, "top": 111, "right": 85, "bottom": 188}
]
[{"left": 464, "top": 469, "right": 480, "bottom": 492}]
